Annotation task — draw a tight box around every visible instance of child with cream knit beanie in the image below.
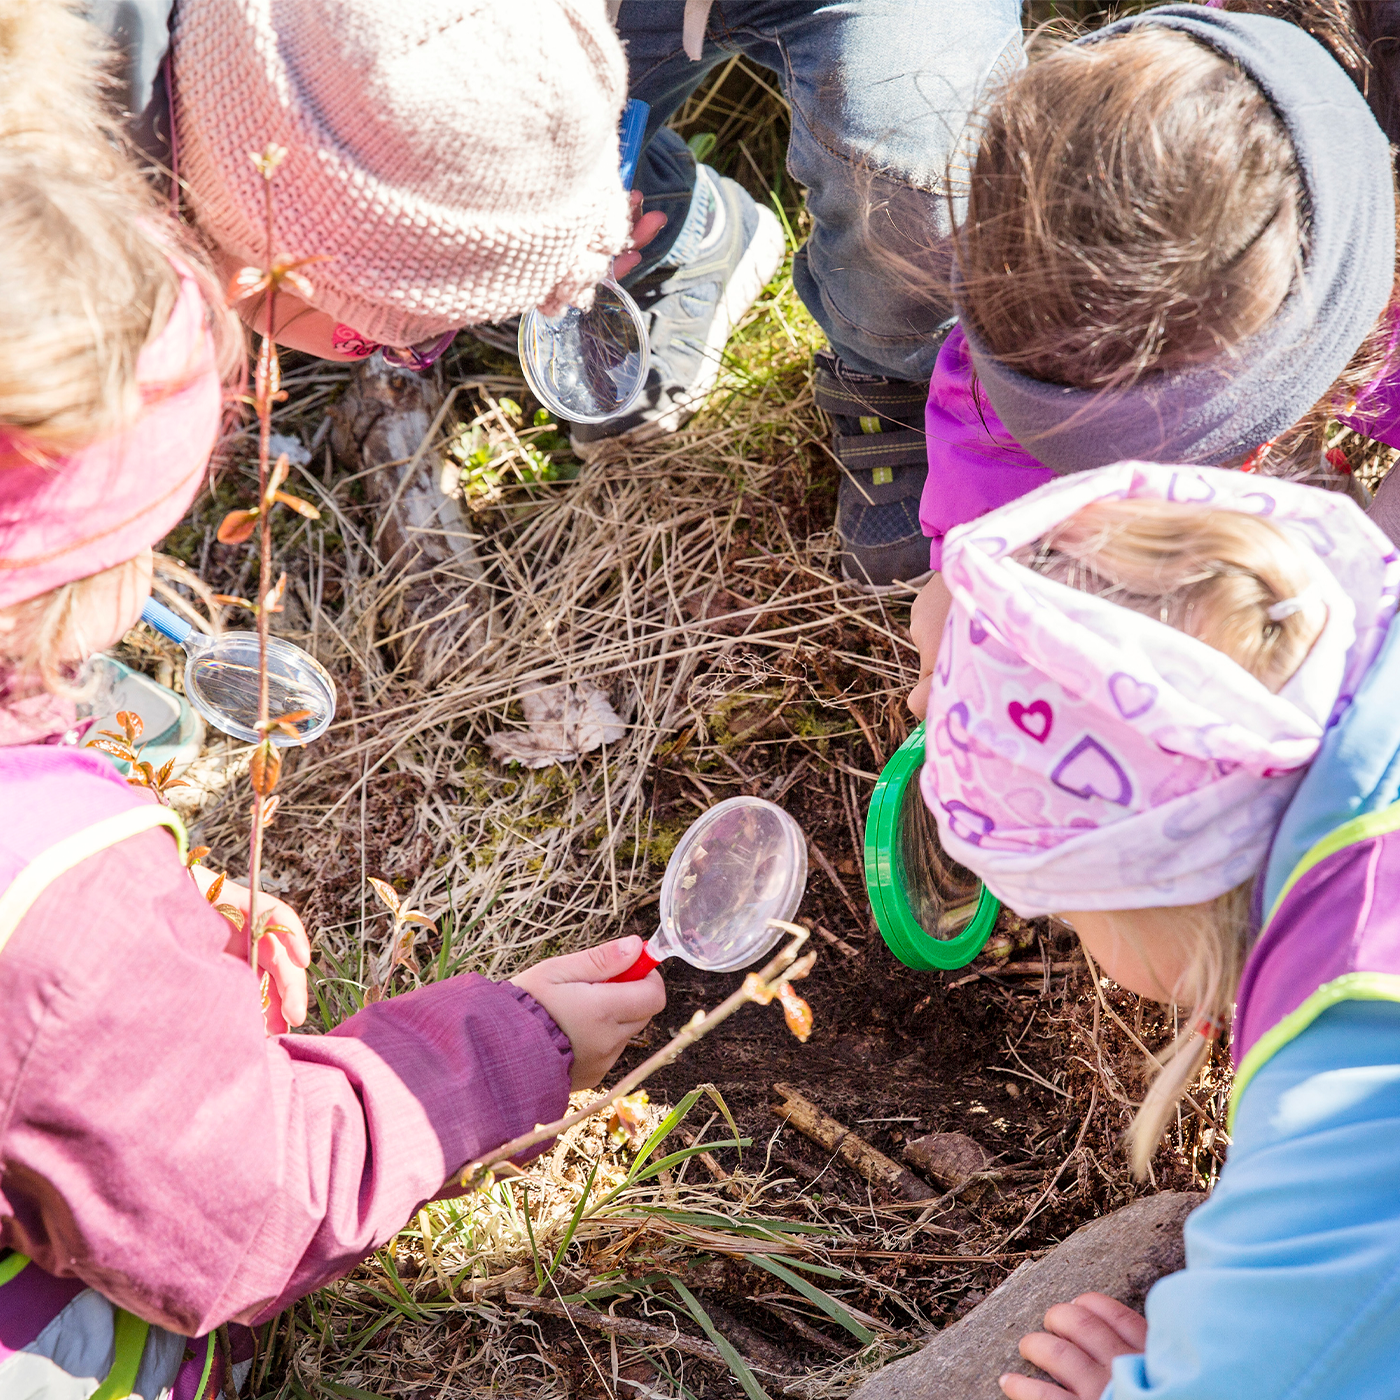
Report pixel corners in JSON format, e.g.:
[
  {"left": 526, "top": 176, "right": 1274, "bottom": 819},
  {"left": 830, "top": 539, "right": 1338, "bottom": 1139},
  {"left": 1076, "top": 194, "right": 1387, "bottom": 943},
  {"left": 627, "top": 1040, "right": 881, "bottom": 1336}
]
[{"left": 92, "top": 0, "right": 642, "bottom": 364}]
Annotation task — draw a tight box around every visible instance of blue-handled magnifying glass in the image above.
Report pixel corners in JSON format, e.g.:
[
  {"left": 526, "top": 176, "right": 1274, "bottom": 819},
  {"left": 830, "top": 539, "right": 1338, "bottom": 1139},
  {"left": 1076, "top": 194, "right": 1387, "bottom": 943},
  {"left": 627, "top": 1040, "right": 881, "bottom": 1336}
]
[
  {"left": 139, "top": 597, "right": 336, "bottom": 747},
  {"left": 518, "top": 99, "right": 653, "bottom": 424}
]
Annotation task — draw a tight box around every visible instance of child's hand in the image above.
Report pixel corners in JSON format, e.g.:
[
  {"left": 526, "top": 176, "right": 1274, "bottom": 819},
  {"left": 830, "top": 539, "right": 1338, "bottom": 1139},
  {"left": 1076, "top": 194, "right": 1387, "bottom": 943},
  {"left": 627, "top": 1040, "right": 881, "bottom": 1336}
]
[
  {"left": 510, "top": 936, "right": 666, "bottom": 1090},
  {"left": 1000, "top": 1293, "right": 1148, "bottom": 1400},
  {"left": 190, "top": 866, "right": 312, "bottom": 1033},
  {"left": 908, "top": 572, "right": 954, "bottom": 720},
  {"left": 612, "top": 190, "right": 667, "bottom": 280}
]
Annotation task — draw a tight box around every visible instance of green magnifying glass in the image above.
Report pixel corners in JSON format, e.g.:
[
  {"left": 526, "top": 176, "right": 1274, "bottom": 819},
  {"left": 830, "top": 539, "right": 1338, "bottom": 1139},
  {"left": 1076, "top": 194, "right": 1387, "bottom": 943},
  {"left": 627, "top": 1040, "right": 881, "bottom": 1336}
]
[{"left": 864, "top": 722, "right": 1001, "bottom": 970}]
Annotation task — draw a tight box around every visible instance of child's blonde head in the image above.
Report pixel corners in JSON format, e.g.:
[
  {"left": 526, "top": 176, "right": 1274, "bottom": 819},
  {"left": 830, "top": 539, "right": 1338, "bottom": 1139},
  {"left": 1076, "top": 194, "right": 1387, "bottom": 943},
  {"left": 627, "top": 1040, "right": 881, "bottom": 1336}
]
[
  {"left": 1020, "top": 499, "right": 1326, "bottom": 1174},
  {"left": 0, "top": 2, "right": 238, "bottom": 450},
  {"left": 0, "top": 4, "right": 238, "bottom": 704}
]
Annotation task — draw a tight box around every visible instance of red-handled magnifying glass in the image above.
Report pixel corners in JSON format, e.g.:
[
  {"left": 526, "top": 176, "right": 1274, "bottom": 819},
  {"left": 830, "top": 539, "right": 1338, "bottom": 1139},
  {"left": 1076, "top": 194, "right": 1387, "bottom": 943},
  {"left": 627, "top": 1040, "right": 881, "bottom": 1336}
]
[{"left": 609, "top": 796, "right": 808, "bottom": 982}]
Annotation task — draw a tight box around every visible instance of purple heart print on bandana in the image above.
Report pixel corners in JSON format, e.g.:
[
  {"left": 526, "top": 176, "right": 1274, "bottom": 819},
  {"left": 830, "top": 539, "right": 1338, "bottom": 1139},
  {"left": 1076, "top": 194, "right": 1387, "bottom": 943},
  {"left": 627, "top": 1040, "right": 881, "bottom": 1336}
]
[
  {"left": 1107, "top": 673, "right": 1157, "bottom": 720},
  {"left": 945, "top": 702, "right": 974, "bottom": 750},
  {"left": 944, "top": 801, "right": 995, "bottom": 845},
  {"left": 1049, "top": 736, "right": 1133, "bottom": 806},
  {"left": 1009, "top": 699, "right": 1053, "bottom": 742}
]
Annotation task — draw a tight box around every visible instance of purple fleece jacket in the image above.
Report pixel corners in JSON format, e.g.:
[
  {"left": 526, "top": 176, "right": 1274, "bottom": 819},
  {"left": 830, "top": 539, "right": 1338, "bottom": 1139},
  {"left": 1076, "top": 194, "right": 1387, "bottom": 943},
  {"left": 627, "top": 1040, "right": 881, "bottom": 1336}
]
[{"left": 0, "top": 743, "right": 572, "bottom": 1336}]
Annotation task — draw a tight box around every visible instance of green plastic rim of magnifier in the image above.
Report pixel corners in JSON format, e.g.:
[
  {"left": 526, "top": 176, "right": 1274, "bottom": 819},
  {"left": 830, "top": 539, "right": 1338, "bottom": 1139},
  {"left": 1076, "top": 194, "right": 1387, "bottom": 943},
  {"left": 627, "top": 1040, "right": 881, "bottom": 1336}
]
[{"left": 864, "top": 721, "right": 1002, "bottom": 971}]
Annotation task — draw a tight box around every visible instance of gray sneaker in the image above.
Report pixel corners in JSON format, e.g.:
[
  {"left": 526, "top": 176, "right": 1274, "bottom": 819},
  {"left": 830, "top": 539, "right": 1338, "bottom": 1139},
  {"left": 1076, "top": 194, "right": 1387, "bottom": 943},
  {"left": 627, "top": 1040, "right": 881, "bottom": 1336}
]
[{"left": 569, "top": 170, "right": 786, "bottom": 459}]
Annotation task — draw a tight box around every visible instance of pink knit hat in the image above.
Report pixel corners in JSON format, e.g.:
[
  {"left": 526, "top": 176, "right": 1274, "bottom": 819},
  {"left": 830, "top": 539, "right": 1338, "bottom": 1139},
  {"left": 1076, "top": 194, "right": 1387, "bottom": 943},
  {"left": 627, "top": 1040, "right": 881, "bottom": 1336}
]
[
  {"left": 0, "top": 261, "right": 221, "bottom": 609},
  {"left": 171, "top": 0, "right": 633, "bottom": 346}
]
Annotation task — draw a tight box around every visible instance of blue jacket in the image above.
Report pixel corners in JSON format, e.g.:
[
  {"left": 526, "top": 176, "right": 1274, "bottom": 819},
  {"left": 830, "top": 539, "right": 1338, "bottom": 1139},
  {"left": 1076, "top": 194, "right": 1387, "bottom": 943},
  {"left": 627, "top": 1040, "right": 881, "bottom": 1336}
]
[{"left": 1107, "top": 613, "right": 1400, "bottom": 1398}]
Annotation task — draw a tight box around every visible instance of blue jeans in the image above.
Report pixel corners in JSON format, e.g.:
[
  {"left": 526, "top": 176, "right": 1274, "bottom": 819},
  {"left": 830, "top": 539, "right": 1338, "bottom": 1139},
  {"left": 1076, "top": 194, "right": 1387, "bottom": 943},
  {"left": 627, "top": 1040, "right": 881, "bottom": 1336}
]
[{"left": 616, "top": 0, "right": 1024, "bottom": 381}]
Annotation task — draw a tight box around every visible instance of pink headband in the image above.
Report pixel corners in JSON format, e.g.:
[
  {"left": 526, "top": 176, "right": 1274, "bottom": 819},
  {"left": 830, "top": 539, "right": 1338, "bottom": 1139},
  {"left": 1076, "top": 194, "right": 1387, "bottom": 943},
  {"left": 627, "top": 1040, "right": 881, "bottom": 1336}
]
[
  {"left": 0, "top": 260, "right": 222, "bottom": 610},
  {"left": 923, "top": 463, "right": 1400, "bottom": 916}
]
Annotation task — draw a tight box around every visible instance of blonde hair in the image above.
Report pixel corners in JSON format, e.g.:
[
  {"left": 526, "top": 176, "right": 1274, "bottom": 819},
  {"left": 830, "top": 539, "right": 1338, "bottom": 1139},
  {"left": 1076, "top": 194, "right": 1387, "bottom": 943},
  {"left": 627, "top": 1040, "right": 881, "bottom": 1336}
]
[
  {"left": 0, "top": 1, "right": 240, "bottom": 449},
  {"left": 0, "top": 558, "right": 151, "bottom": 698},
  {"left": 1020, "top": 500, "right": 1326, "bottom": 1174}
]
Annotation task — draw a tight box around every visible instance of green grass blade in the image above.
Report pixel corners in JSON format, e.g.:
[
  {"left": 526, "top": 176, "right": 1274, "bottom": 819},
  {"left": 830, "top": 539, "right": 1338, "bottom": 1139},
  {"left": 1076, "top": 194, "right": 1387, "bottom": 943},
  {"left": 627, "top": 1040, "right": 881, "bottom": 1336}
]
[
  {"left": 747, "top": 1255, "right": 875, "bottom": 1344},
  {"left": 521, "top": 1185, "right": 545, "bottom": 1292},
  {"left": 667, "top": 1278, "right": 770, "bottom": 1400},
  {"left": 762, "top": 1252, "right": 843, "bottom": 1280},
  {"left": 703, "top": 1086, "right": 743, "bottom": 1158},
  {"left": 625, "top": 1087, "right": 706, "bottom": 1183},
  {"left": 617, "top": 1139, "right": 750, "bottom": 1189},
  {"left": 324, "top": 1383, "right": 389, "bottom": 1400},
  {"left": 541, "top": 1154, "right": 602, "bottom": 1291}
]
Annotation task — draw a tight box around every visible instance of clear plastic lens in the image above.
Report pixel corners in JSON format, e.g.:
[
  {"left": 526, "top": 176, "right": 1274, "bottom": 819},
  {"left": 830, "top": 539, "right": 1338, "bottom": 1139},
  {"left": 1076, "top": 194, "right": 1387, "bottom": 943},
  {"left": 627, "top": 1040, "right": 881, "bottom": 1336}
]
[
  {"left": 184, "top": 632, "right": 336, "bottom": 746},
  {"left": 898, "top": 777, "right": 983, "bottom": 939},
  {"left": 655, "top": 796, "right": 807, "bottom": 972},
  {"left": 518, "top": 279, "right": 650, "bottom": 424}
]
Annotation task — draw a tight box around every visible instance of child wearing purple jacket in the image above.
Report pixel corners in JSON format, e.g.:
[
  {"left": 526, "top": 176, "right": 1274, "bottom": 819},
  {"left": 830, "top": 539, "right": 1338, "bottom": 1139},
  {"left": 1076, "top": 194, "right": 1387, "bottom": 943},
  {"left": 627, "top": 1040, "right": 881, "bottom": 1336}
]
[
  {"left": 917, "top": 5, "right": 1400, "bottom": 576},
  {"left": 0, "top": 70, "right": 663, "bottom": 1398}
]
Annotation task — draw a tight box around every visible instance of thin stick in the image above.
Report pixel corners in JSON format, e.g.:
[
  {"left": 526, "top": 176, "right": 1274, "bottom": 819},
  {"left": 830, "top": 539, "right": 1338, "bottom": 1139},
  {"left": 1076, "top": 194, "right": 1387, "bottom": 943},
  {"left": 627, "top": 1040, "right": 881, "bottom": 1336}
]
[{"left": 461, "top": 924, "right": 814, "bottom": 1186}]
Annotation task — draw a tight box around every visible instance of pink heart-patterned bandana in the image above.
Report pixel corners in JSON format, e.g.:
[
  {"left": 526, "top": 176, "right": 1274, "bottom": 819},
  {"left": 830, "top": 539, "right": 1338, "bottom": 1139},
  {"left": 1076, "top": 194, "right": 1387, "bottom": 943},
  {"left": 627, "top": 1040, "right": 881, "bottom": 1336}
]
[{"left": 922, "top": 462, "right": 1400, "bottom": 916}]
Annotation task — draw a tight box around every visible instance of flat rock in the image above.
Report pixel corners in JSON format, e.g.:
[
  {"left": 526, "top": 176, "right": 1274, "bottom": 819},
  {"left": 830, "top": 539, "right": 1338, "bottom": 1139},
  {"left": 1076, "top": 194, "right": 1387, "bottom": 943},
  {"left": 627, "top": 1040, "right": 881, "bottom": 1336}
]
[{"left": 852, "top": 1191, "right": 1203, "bottom": 1400}]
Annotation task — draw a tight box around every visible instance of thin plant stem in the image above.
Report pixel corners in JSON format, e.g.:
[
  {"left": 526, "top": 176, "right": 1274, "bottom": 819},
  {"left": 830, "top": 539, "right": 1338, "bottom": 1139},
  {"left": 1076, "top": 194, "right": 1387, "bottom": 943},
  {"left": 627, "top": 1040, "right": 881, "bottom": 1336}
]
[
  {"left": 461, "top": 922, "right": 816, "bottom": 1187},
  {"left": 248, "top": 164, "right": 280, "bottom": 973}
]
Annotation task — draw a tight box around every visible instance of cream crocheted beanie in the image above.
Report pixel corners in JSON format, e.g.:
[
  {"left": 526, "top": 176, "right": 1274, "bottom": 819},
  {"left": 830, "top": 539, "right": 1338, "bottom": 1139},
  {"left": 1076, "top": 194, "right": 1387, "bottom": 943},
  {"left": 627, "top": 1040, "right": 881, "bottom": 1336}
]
[{"left": 171, "top": 0, "right": 631, "bottom": 345}]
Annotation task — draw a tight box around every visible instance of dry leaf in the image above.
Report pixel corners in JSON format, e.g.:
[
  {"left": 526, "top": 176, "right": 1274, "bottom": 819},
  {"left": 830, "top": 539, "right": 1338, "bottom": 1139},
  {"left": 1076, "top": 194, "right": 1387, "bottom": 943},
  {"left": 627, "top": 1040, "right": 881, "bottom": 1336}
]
[
  {"left": 368, "top": 877, "right": 402, "bottom": 918},
  {"left": 217, "top": 509, "right": 259, "bottom": 546},
  {"left": 267, "top": 452, "right": 290, "bottom": 498},
  {"left": 249, "top": 741, "right": 282, "bottom": 796},
  {"left": 606, "top": 1090, "right": 651, "bottom": 1148},
  {"left": 274, "top": 489, "right": 321, "bottom": 520},
  {"left": 228, "top": 266, "right": 269, "bottom": 305},
  {"left": 777, "top": 982, "right": 813, "bottom": 1043},
  {"left": 483, "top": 682, "right": 625, "bottom": 769},
  {"left": 86, "top": 737, "right": 136, "bottom": 763}
]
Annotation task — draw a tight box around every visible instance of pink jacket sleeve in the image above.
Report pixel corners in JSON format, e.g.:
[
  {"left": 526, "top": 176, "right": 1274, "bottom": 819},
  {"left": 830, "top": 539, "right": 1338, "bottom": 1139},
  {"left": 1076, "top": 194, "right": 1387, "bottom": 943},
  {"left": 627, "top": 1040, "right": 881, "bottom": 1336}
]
[
  {"left": 0, "top": 825, "right": 572, "bottom": 1335},
  {"left": 921, "top": 325, "right": 1057, "bottom": 571}
]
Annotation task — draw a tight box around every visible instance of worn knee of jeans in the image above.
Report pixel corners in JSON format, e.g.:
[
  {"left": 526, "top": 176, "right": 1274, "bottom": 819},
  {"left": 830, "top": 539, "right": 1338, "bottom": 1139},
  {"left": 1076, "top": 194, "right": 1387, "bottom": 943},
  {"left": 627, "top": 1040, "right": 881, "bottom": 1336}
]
[{"left": 780, "top": 2, "right": 1025, "bottom": 380}]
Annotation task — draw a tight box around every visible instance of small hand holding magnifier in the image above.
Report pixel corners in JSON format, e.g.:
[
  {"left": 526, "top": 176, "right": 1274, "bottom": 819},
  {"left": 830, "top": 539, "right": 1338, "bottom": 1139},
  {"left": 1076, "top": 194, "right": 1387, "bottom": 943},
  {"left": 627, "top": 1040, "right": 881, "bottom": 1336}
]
[
  {"left": 609, "top": 796, "right": 808, "bottom": 982},
  {"left": 140, "top": 597, "right": 336, "bottom": 746},
  {"left": 519, "top": 99, "right": 653, "bottom": 425}
]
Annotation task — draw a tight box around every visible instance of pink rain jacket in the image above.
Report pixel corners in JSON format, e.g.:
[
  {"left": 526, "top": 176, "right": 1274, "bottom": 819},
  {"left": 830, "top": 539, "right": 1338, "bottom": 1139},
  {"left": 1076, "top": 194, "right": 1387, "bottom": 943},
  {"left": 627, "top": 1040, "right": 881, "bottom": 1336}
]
[{"left": 0, "top": 739, "right": 571, "bottom": 1392}]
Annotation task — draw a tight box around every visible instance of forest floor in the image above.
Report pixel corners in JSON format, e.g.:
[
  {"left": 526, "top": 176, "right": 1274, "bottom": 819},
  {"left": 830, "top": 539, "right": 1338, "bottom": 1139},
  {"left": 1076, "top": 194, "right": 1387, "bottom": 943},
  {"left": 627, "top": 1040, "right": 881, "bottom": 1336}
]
[{"left": 122, "top": 17, "right": 1394, "bottom": 1398}]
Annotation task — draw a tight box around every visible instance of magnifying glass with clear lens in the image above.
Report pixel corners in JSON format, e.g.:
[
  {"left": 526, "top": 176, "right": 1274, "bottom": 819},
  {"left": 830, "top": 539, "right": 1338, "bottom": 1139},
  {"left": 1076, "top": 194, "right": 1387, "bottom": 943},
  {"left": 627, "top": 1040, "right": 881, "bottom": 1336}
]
[
  {"left": 609, "top": 796, "right": 808, "bottom": 981},
  {"left": 139, "top": 597, "right": 336, "bottom": 747},
  {"left": 519, "top": 100, "right": 652, "bottom": 425},
  {"left": 864, "top": 722, "right": 1001, "bottom": 970}
]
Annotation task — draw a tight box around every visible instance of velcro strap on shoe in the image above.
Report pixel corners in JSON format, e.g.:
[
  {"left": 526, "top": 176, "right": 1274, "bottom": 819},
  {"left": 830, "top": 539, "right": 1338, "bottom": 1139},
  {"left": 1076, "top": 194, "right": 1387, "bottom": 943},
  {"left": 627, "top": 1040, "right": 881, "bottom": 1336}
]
[
  {"left": 814, "top": 368, "right": 929, "bottom": 424},
  {"left": 833, "top": 428, "right": 927, "bottom": 475}
]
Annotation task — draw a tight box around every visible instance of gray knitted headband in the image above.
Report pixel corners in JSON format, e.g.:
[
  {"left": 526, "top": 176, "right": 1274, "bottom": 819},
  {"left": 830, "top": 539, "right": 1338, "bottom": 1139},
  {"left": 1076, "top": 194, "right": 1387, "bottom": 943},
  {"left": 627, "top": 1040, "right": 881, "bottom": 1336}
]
[{"left": 959, "top": 5, "right": 1396, "bottom": 474}]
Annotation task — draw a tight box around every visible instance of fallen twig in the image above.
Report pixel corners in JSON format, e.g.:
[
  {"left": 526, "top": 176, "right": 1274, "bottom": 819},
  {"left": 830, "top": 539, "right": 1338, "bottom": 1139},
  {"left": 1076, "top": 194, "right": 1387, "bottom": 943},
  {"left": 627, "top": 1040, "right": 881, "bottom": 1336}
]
[{"left": 771, "top": 1084, "right": 927, "bottom": 1201}]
